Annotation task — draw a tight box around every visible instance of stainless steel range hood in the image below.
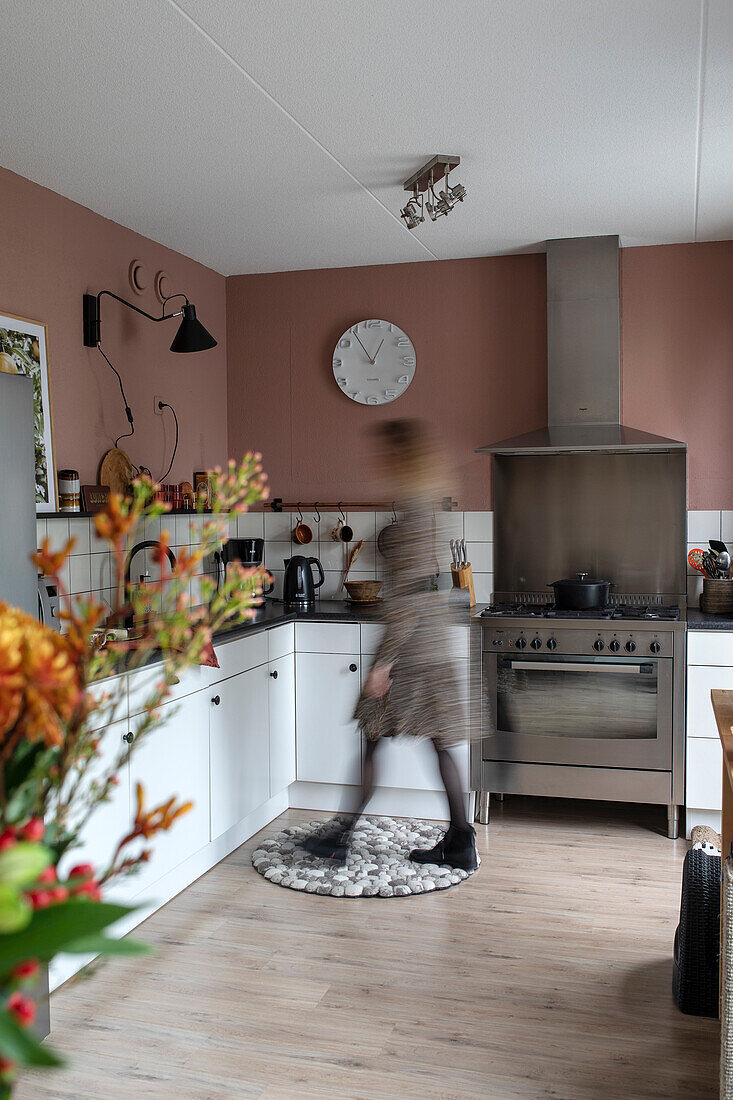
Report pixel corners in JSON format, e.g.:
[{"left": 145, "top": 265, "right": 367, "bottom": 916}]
[{"left": 477, "top": 235, "right": 685, "bottom": 455}]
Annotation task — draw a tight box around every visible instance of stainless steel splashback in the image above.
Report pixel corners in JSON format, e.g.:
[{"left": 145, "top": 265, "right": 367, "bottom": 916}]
[{"left": 493, "top": 451, "right": 687, "bottom": 599}]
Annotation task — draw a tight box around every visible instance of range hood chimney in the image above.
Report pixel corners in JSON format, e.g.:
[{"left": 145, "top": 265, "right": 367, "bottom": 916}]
[{"left": 477, "top": 235, "right": 685, "bottom": 455}]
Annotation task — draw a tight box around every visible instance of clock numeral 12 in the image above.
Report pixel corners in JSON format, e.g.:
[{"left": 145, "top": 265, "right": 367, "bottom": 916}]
[{"left": 365, "top": 319, "right": 381, "bottom": 328}]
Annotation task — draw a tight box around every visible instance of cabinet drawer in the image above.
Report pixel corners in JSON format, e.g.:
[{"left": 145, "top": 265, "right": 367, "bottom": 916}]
[
  {"left": 688, "top": 631, "right": 733, "bottom": 666},
  {"left": 687, "top": 664, "right": 733, "bottom": 738},
  {"left": 296, "top": 622, "right": 360, "bottom": 654},
  {"left": 87, "top": 674, "right": 127, "bottom": 731},
  {"left": 361, "top": 623, "right": 385, "bottom": 655},
  {"left": 686, "top": 736, "right": 722, "bottom": 810},
  {"left": 268, "top": 623, "right": 295, "bottom": 662},
  {"left": 210, "top": 631, "right": 269, "bottom": 682},
  {"left": 128, "top": 661, "right": 210, "bottom": 717}
]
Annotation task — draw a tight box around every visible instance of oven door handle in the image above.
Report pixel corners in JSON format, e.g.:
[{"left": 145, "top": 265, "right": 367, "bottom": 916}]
[{"left": 500, "top": 660, "right": 655, "bottom": 675}]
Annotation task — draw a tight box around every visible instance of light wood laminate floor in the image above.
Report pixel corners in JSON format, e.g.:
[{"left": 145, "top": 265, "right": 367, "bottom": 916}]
[{"left": 18, "top": 799, "right": 718, "bottom": 1099}]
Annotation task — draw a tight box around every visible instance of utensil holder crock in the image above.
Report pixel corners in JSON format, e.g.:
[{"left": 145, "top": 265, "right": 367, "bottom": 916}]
[{"left": 701, "top": 578, "right": 733, "bottom": 615}]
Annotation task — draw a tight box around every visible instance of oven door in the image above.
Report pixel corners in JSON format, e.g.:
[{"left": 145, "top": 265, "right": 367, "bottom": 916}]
[{"left": 484, "top": 652, "right": 672, "bottom": 770}]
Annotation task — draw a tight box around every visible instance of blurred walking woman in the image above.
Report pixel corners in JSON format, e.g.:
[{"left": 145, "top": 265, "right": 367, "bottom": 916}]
[{"left": 304, "top": 418, "right": 478, "bottom": 871}]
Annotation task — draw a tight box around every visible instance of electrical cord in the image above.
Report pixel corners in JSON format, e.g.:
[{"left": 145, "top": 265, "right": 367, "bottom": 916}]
[
  {"left": 158, "top": 400, "right": 179, "bottom": 481},
  {"left": 97, "top": 343, "right": 135, "bottom": 448}
]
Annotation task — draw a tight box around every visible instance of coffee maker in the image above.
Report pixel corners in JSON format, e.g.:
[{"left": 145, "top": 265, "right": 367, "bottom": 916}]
[{"left": 216, "top": 538, "right": 274, "bottom": 596}]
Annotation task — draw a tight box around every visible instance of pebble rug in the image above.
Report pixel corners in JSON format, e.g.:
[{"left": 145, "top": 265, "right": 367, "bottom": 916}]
[{"left": 251, "top": 815, "right": 479, "bottom": 898}]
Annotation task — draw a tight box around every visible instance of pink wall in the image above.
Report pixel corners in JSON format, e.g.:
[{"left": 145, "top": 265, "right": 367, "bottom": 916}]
[
  {"left": 620, "top": 241, "right": 733, "bottom": 509},
  {"left": 226, "top": 256, "right": 548, "bottom": 510},
  {"left": 0, "top": 166, "right": 227, "bottom": 491},
  {"left": 228, "top": 241, "right": 733, "bottom": 511}
]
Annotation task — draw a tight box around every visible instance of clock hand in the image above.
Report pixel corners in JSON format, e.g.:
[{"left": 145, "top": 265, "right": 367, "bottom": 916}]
[
  {"left": 372, "top": 338, "right": 385, "bottom": 361},
  {"left": 352, "top": 330, "right": 374, "bottom": 364}
]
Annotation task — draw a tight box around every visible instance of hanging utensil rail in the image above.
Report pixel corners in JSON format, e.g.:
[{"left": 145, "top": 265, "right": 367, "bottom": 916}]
[{"left": 268, "top": 497, "right": 456, "bottom": 512}]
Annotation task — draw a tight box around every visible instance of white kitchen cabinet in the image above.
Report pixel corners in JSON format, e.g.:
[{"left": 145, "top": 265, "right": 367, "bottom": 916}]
[
  {"left": 269, "top": 654, "right": 296, "bottom": 796},
  {"left": 296, "top": 651, "right": 362, "bottom": 785},
  {"left": 59, "top": 716, "right": 132, "bottom": 903},
  {"left": 686, "top": 631, "right": 732, "bottom": 836},
  {"left": 129, "top": 690, "right": 211, "bottom": 894},
  {"left": 210, "top": 665, "right": 270, "bottom": 839}
]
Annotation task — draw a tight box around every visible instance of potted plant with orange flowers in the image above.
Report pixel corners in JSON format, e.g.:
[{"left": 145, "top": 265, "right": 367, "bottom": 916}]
[{"left": 0, "top": 454, "right": 268, "bottom": 1095}]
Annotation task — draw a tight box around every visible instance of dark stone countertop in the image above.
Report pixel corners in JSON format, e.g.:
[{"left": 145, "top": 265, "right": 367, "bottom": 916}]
[
  {"left": 211, "top": 598, "right": 385, "bottom": 643},
  {"left": 687, "top": 608, "right": 733, "bottom": 631}
]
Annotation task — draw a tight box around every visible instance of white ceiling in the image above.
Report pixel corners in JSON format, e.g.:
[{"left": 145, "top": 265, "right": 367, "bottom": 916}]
[{"left": 0, "top": 0, "right": 729, "bottom": 275}]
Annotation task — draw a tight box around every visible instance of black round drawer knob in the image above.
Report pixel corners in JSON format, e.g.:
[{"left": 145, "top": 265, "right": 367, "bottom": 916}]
[
  {"left": 530, "top": 637, "right": 542, "bottom": 650},
  {"left": 122, "top": 731, "right": 134, "bottom": 744},
  {"left": 211, "top": 695, "right": 221, "bottom": 706},
  {"left": 349, "top": 663, "right": 358, "bottom": 672},
  {"left": 593, "top": 639, "right": 605, "bottom": 652},
  {"left": 515, "top": 637, "right": 526, "bottom": 649},
  {"left": 609, "top": 639, "right": 621, "bottom": 652},
  {"left": 625, "top": 640, "right": 637, "bottom": 653},
  {"left": 546, "top": 637, "right": 557, "bottom": 651},
  {"left": 270, "top": 670, "right": 278, "bottom": 679},
  {"left": 650, "top": 640, "right": 662, "bottom": 654}
]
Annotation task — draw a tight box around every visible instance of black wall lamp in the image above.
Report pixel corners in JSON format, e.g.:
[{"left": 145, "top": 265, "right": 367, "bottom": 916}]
[{"left": 82, "top": 290, "right": 217, "bottom": 353}]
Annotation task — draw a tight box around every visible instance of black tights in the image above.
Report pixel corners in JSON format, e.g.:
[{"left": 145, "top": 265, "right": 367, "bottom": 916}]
[{"left": 339, "top": 738, "right": 468, "bottom": 835}]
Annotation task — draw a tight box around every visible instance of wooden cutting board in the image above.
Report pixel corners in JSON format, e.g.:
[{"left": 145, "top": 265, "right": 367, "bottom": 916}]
[{"left": 99, "top": 448, "right": 134, "bottom": 496}]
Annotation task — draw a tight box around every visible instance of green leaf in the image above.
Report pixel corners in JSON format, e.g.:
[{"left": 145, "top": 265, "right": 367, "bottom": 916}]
[
  {"left": 0, "top": 844, "right": 52, "bottom": 888},
  {"left": 0, "top": 886, "right": 31, "bottom": 935},
  {"left": 0, "top": 901, "right": 135, "bottom": 972},
  {"left": 0, "top": 1009, "right": 62, "bottom": 1067},
  {"left": 61, "top": 934, "right": 151, "bottom": 957}
]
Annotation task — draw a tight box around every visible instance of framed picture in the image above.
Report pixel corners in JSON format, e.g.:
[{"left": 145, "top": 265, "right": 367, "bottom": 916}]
[{"left": 0, "top": 313, "right": 56, "bottom": 512}]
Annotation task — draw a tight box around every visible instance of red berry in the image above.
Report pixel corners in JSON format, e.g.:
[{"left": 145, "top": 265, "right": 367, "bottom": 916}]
[
  {"left": 37, "top": 866, "right": 57, "bottom": 884},
  {"left": 68, "top": 863, "right": 94, "bottom": 880},
  {"left": 20, "top": 818, "right": 45, "bottom": 843},
  {"left": 49, "top": 885, "right": 68, "bottom": 904},
  {"left": 28, "top": 890, "right": 51, "bottom": 909},
  {"left": 73, "top": 881, "right": 101, "bottom": 902},
  {"left": 0, "top": 829, "right": 16, "bottom": 852},
  {"left": 7, "top": 992, "right": 36, "bottom": 1027},
  {"left": 11, "top": 960, "right": 39, "bottom": 982}
]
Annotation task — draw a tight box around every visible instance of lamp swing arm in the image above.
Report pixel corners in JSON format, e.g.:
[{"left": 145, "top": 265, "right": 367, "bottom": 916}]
[{"left": 83, "top": 289, "right": 189, "bottom": 346}]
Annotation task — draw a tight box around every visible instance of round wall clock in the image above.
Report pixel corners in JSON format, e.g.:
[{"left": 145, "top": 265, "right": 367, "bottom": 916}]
[{"left": 332, "top": 319, "right": 416, "bottom": 405}]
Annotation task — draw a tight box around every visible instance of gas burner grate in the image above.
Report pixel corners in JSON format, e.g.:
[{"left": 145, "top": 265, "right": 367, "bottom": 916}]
[{"left": 481, "top": 601, "right": 681, "bottom": 621}]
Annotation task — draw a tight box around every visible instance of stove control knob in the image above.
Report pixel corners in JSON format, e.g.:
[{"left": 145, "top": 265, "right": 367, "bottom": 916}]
[
  {"left": 530, "top": 637, "right": 542, "bottom": 650},
  {"left": 515, "top": 637, "right": 527, "bottom": 649},
  {"left": 625, "top": 640, "right": 637, "bottom": 653},
  {"left": 593, "top": 639, "right": 605, "bottom": 652},
  {"left": 650, "top": 640, "right": 662, "bottom": 654},
  {"left": 492, "top": 638, "right": 503, "bottom": 647},
  {"left": 609, "top": 639, "right": 621, "bottom": 652},
  {"left": 546, "top": 637, "right": 557, "bottom": 651}
]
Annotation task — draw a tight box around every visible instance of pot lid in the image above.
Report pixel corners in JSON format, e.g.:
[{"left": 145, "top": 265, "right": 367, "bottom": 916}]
[{"left": 551, "top": 573, "right": 611, "bottom": 587}]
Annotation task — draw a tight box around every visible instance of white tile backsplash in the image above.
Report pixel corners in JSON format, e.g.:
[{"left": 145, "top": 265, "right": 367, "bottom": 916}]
[
  {"left": 688, "top": 510, "right": 721, "bottom": 542},
  {"left": 467, "top": 542, "right": 493, "bottom": 573},
  {"left": 722, "top": 512, "right": 733, "bottom": 543},
  {"left": 464, "top": 511, "right": 493, "bottom": 543},
  {"left": 237, "top": 510, "right": 265, "bottom": 539},
  {"left": 263, "top": 510, "right": 294, "bottom": 541},
  {"left": 45, "top": 516, "right": 69, "bottom": 552},
  {"left": 68, "top": 517, "right": 91, "bottom": 556}
]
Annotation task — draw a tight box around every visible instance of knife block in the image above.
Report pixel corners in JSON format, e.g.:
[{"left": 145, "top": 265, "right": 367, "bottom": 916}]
[{"left": 451, "top": 563, "right": 476, "bottom": 607}]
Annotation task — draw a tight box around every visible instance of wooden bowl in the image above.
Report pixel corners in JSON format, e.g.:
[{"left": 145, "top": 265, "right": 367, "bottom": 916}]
[{"left": 344, "top": 580, "right": 383, "bottom": 603}]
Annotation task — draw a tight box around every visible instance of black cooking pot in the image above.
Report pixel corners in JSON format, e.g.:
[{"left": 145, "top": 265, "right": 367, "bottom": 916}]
[{"left": 550, "top": 572, "right": 612, "bottom": 610}]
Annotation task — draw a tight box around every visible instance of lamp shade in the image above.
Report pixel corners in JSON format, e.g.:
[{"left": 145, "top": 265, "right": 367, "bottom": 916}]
[{"left": 169, "top": 303, "right": 217, "bottom": 353}]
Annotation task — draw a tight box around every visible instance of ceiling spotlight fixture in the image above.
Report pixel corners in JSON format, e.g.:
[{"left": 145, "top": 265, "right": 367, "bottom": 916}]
[{"left": 400, "top": 155, "right": 466, "bottom": 230}]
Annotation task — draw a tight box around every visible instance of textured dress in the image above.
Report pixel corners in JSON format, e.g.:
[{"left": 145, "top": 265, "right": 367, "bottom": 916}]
[{"left": 354, "top": 495, "right": 466, "bottom": 748}]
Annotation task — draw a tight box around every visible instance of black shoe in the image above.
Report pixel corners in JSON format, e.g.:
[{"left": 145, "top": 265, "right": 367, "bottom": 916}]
[
  {"left": 300, "top": 829, "right": 349, "bottom": 861},
  {"left": 410, "top": 824, "right": 478, "bottom": 872}
]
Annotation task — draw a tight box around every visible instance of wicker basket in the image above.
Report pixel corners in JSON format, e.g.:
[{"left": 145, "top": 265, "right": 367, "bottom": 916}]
[
  {"left": 701, "top": 578, "right": 733, "bottom": 615},
  {"left": 344, "top": 580, "right": 383, "bottom": 603}
]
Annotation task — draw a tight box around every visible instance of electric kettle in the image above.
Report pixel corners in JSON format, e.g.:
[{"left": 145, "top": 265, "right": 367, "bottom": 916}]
[{"left": 283, "top": 556, "right": 324, "bottom": 610}]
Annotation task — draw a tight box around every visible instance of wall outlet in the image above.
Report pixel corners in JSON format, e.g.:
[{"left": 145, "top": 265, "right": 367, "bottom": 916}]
[{"left": 153, "top": 394, "right": 164, "bottom": 415}]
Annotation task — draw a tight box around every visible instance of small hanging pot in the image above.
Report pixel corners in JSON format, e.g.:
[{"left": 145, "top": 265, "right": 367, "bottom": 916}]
[{"left": 549, "top": 572, "right": 612, "bottom": 610}]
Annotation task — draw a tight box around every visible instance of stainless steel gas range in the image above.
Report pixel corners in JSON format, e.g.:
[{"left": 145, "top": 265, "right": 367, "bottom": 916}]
[
  {"left": 470, "top": 235, "right": 688, "bottom": 838},
  {"left": 472, "top": 600, "right": 686, "bottom": 838}
]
